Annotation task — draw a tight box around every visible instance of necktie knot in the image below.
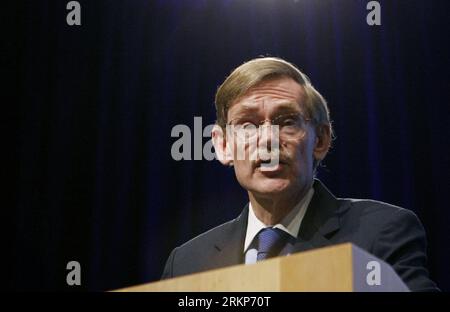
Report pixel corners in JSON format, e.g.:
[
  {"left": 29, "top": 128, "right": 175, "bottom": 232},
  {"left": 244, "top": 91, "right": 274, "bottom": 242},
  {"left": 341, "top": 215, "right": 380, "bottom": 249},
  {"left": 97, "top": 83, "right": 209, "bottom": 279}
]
[{"left": 256, "top": 227, "right": 290, "bottom": 261}]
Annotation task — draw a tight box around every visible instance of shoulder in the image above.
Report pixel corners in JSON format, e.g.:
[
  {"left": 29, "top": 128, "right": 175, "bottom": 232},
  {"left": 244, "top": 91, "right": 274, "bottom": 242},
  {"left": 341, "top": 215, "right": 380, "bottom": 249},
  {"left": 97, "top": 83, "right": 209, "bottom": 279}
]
[
  {"left": 339, "top": 197, "right": 419, "bottom": 225},
  {"left": 343, "top": 199, "right": 426, "bottom": 244},
  {"left": 332, "top": 197, "right": 424, "bottom": 251},
  {"left": 161, "top": 213, "right": 246, "bottom": 279},
  {"left": 341, "top": 199, "right": 437, "bottom": 291},
  {"left": 312, "top": 179, "right": 419, "bottom": 231},
  {"left": 177, "top": 217, "right": 239, "bottom": 251}
]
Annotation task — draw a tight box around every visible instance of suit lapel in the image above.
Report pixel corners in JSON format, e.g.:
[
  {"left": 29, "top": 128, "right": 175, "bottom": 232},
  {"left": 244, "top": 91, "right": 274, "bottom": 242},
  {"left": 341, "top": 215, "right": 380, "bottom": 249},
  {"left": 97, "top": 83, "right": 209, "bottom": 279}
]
[
  {"left": 292, "top": 179, "right": 345, "bottom": 254},
  {"left": 210, "top": 205, "right": 249, "bottom": 268}
]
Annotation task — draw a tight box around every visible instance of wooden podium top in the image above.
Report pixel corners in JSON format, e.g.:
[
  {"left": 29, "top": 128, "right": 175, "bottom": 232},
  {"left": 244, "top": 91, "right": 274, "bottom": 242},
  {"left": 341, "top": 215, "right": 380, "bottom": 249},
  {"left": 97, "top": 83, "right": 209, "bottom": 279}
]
[{"left": 114, "top": 243, "right": 408, "bottom": 292}]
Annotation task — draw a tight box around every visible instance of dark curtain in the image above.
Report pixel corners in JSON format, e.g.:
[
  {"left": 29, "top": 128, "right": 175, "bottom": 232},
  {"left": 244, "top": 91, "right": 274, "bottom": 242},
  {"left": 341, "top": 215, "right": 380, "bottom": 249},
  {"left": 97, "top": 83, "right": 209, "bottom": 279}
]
[{"left": 9, "top": 0, "right": 450, "bottom": 291}]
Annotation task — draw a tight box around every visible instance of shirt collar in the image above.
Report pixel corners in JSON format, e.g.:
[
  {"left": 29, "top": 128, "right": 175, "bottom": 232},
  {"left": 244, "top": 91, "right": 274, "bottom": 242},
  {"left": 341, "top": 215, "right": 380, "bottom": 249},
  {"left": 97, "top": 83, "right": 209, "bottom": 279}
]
[{"left": 244, "top": 186, "right": 314, "bottom": 253}]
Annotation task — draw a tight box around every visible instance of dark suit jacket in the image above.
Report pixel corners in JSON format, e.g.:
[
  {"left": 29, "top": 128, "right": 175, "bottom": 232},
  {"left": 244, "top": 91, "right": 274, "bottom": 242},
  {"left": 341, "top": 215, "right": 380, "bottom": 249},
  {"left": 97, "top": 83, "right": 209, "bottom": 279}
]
[{"left": 161, "top": 179, "right": 438, "bottom": 291}]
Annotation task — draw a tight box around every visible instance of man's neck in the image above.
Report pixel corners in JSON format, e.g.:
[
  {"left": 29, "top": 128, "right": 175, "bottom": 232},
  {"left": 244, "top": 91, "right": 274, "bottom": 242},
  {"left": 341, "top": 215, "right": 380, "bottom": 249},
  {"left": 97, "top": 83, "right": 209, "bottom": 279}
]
[{"left": 248, "top": 182, "right": 312, "bottom": 226}]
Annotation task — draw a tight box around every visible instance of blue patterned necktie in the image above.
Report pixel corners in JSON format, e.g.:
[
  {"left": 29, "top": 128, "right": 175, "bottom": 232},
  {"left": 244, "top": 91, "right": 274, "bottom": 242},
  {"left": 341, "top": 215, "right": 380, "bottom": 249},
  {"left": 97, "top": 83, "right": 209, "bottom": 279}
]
[{"left": 256, "top": 227, "right": 290, "bottom": 261}]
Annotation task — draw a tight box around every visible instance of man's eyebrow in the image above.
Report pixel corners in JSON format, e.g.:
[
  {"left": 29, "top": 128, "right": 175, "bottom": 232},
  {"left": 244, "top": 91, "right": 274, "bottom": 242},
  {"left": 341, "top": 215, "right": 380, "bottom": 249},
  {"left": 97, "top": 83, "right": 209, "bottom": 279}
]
[
  {"left": 271, "top": 102, "right": 302, "bottom": 114},
  {"left": 235, "top": 103, "right": 259, "bottom": 111},
  {"left": 229, "top": 104, "right": 259, "bottom": 116}
]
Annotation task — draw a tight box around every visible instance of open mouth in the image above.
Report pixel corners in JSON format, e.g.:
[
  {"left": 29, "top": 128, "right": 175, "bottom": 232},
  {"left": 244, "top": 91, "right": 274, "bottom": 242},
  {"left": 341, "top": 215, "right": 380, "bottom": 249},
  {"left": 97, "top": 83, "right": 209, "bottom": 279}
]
[
  {"left": 256, "top": 157, "right": 287, "bottom": 166},
  {"left": 256, "top": 158, "right": 287, "bottom": 172}
]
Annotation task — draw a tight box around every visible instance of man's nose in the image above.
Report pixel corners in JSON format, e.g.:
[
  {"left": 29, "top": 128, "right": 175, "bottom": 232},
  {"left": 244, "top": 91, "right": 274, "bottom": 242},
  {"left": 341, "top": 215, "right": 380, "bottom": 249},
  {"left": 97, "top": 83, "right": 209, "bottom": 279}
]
[{"left": 258, "top": 123, "right": 279, "bottom": 151}]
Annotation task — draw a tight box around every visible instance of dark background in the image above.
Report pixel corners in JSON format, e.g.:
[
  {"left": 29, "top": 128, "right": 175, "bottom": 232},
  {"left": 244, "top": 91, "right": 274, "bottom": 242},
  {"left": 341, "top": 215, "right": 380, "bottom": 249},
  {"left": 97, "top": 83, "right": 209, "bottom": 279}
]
[{"left": 7, "top": 0, "right": 450, "bottom": 291}]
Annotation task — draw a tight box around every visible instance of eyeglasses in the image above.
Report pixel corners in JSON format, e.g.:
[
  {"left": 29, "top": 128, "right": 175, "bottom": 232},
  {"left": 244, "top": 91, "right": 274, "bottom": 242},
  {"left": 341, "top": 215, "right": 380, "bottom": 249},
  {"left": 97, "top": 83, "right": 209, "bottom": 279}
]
[{"left": 227, "top": 112, "right": 311, "bottom": 141}]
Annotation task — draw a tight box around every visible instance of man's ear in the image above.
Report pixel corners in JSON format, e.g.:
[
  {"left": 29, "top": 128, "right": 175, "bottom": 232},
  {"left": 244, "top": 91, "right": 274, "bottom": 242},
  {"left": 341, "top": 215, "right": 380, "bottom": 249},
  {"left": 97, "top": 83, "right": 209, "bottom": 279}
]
[
  {"left": 212, "top": 124, "right": 233, "bottom": 166},
  {"left": 313, "top": 124, "right": 331, "bottom": 162}
]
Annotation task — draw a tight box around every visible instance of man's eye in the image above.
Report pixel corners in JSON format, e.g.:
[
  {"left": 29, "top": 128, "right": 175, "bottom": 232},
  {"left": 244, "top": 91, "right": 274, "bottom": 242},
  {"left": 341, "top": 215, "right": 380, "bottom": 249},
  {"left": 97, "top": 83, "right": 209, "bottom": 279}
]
[
  {"left": 280, "top": 118, "right": 298, "bottom": 126},
  {"left": 242, "top": 122, "right": 257, "bottom": 129}
]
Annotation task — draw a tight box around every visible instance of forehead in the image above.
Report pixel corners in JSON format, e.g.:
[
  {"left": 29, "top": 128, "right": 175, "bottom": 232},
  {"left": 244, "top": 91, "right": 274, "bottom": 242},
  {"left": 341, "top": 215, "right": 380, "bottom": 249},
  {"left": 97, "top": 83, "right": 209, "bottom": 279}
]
[{"left": 228, "top": 77, "right": 305, "bottom": 116}]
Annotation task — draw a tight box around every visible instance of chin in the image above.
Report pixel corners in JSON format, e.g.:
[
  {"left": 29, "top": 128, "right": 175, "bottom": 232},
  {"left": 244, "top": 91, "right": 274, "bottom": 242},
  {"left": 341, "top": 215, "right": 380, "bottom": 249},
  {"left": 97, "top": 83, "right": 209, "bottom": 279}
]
[{"left": 250, "top": 178, "right": 292, "bottom": 196}]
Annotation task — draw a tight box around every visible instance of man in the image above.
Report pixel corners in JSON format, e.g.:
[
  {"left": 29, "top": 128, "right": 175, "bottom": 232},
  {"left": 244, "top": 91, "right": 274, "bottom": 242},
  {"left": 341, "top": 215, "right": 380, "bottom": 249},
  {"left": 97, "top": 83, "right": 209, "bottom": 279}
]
[{"left": 161, "top": 57, "right": 438, "bottom": 291}]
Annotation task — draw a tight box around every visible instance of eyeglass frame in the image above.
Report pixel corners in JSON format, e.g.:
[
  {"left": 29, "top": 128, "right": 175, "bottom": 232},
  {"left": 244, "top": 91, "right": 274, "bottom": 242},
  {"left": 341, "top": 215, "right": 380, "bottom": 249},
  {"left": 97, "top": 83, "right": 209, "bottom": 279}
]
[{"left": 226, "top": 112, "right": 312, "bottom": 141}]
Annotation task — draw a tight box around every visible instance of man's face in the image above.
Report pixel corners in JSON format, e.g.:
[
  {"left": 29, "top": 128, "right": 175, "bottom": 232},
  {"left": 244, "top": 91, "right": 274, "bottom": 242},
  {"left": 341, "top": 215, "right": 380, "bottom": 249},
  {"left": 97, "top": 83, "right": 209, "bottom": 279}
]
[{"left": 226, "top": 77, "right": 318, "bottom": 199}]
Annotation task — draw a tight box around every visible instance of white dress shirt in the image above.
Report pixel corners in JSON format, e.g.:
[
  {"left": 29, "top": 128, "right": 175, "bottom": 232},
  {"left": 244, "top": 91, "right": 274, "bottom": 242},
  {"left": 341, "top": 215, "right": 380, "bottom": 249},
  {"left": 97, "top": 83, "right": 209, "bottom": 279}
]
[{"left": 244, "top": 187, "right": 314, "bottom": 264}]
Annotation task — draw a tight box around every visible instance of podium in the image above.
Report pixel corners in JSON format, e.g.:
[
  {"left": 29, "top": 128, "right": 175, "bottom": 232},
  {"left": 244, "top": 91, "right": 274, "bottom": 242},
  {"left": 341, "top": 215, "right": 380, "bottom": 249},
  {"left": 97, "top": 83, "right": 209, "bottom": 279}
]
[{"left": 116, "top": 243, "right": 409, "bottom": 292}]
